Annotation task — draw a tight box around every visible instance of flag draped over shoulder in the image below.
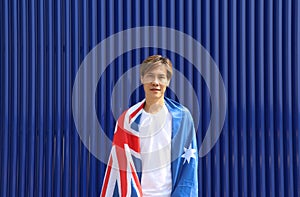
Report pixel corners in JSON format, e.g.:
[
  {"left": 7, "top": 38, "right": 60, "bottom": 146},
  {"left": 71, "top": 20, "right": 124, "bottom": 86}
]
[{"left": 101, "top": 97, "right": 198, "bottom": 197}]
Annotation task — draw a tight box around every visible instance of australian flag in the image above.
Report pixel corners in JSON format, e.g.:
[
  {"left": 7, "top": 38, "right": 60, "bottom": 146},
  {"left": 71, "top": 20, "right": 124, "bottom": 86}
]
[{"left": 101, "top": 97, "right": 198, "bottom": 197}]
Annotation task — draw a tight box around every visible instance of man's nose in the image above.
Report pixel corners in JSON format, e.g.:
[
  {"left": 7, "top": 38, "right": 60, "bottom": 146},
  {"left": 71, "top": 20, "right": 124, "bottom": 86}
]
[
  {"left": 152, "top": 76, "right": 160, "bottom": 84},
  {"left": 151, "top": 77, "right": 160, "bottom": 85}
]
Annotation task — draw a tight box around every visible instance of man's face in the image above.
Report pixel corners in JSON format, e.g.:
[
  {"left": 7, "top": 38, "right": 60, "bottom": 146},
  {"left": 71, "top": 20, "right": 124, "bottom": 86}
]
[{"left": 141, "top": 64, "right": 170, "bottom": 101}]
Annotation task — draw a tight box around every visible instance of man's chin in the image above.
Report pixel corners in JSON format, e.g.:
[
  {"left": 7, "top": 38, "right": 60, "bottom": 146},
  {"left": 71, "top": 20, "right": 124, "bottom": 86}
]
[{"left": 147, "top": 94, "right": 163, "bottom": 100}]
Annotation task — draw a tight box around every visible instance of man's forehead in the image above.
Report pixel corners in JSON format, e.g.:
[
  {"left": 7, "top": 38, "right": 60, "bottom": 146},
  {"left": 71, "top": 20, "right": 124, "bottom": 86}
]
[{"left": 144, "top": 64, "right": 167, "bottom": 74}]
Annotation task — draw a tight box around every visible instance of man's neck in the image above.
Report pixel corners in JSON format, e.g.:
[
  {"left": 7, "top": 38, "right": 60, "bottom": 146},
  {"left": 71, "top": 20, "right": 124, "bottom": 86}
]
[{"left": 144, "top": 97, "right": 164, "bottom": 114}]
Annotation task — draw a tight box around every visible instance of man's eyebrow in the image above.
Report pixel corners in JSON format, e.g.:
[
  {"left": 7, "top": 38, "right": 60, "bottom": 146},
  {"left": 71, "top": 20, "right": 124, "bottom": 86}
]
[{"left": 145, "top": 72, "right": 166, "bottom": 76}]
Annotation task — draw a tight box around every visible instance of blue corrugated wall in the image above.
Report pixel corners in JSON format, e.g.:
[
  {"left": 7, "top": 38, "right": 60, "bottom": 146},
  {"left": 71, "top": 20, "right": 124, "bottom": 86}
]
[{"left": 1, "top": 0, "right": 299, "bottom": 196}]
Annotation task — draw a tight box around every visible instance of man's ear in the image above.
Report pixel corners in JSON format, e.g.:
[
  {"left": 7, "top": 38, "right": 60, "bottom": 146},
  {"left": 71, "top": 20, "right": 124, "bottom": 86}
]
[
  {"left": 140, "top": 76, "right": 144, "bottom": 84},
  {"left": 166, "top": 80, "right": 170, "bottom": 87}
]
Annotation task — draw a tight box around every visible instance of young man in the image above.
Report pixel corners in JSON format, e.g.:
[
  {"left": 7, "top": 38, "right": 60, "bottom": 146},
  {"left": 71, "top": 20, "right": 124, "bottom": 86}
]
[{"left": 101, "top": 55, "right": 198, "bottom": 197}]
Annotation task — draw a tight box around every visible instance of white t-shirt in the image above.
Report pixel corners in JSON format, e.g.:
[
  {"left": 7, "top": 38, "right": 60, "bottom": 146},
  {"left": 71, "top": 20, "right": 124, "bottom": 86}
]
[{"left": 139, "top": 104, "right": 172, "bottom": 197}]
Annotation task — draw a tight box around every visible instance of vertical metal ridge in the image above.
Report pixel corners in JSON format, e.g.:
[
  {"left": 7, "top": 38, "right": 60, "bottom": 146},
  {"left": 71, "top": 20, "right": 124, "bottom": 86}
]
[
  {"left": 255, "top": 0, "right": 266, "bottom": 195},
  {"left": 274, "top": 0, "right": 285, "bottom": 196},
  {"left": 54, "top": 0, "right": 63, "bottom": 196},
  {"left": 246, "top": 0, "right": 256, "bottom": 195},
  {"left": 201, "top": 1, "right": 212, "bottom": 196},
  {"left": 1, "top": 0, "right": 9, "bottom": 196},
  {"left": 228, "top": 0, "right": 239, "bottom": 195},
  {"left": 63, "top": 0, "right": 71, "bottom": 195},
  {"left": 37, "top": 0, "right": 45, "bottom": 195},
  {"left": 237, "top": 0, "right": 248, "bottom": 195},
  {"left": 282, "top": 0, "right": 294, "bottom": 196},
  {"left": 210, "top": 0, "right": 221, "bottom": 196},
  {"left": 89, "top": 0, "right": 98, "bottom": 195},
  {"left": 18, "top": 0, "right": 28, "bottom": 195},
  {"left": 80, "top": 1, "right": 88, "bottom": 196},
  {"left": 265, "top": 0, "right": 276, "bottom": 196},
  {"left": 219, "top": 0, "right": 230, "bottom": 196},
  {"left": 72, "top": 1, "right": 80, "bottom": 196},
  {"left": 292, "top": 0, "right": 300, "bottom": 196},
  {"left": 45, "top": 1, "right": 54, "bottom": 196},
  {"left": 9, "top": 0, "right": 18, "bottom": 195},
  {"left": 27, "top": 1, "right": 37, "bottom": 196}
]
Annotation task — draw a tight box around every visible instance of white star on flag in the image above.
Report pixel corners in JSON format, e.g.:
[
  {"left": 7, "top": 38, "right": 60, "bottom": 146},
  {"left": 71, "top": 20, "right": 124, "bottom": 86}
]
[{"left": 181, "top": 144, "right": 197, "bottom": 164}]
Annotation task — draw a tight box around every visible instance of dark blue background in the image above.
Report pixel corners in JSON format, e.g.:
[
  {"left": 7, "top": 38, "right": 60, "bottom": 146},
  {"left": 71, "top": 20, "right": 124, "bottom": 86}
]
[{"left": 1, "top": 0, "right": 299, "bottom": 196}]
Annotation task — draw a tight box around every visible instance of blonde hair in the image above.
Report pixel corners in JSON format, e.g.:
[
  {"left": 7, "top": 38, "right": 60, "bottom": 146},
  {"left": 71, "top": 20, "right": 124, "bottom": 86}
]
[{"left": 140, "top": 55, "right": 173, "bottom": 80}]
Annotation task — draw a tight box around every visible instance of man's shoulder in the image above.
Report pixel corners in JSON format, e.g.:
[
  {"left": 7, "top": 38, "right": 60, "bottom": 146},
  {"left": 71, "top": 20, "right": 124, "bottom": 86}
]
[
  {"left": 117, "top": 100, "right": 145, "bottom": 122},
  {"left": 164, "top": 97, "right": 193, "bottom": 118}
]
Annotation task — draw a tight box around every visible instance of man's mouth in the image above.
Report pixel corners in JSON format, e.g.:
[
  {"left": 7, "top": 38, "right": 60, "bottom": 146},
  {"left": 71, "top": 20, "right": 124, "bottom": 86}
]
[{"left": 150, "top": 88, "right": 160, "bottom": 91}]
